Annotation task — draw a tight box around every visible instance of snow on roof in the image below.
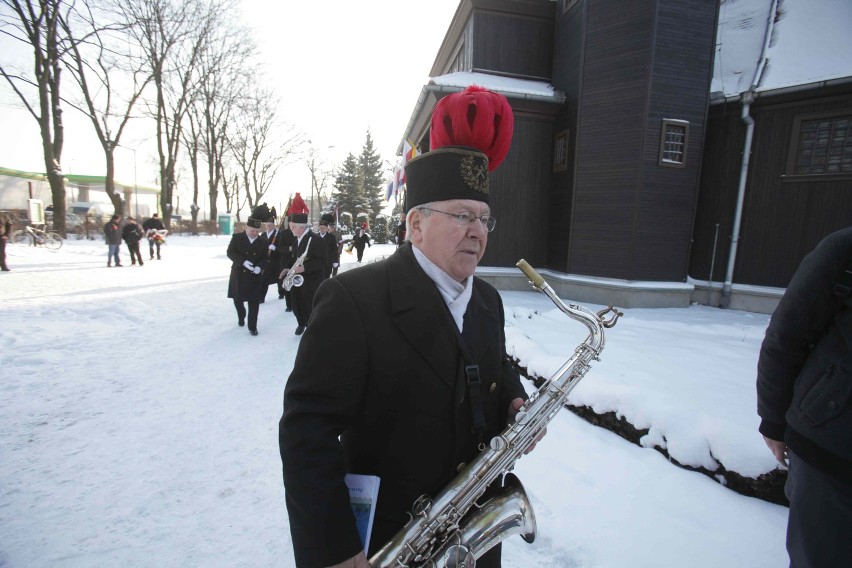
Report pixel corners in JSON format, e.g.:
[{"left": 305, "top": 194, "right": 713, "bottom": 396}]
[
  {"left": 429, "top": 71, "right": 560, "bottom": 100},
  {"left": 712, "top": 0, "right": 852, "bottom": 98}
]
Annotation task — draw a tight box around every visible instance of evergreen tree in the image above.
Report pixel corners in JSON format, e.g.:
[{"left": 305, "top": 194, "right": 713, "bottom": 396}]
[
  {"left": 331, "top": 153, "right": 360, "bottom": 216},
  {"left": 358, "top": 130, "right": 386, "bottom": 221},
  {"left": 330, "top": 130, "right": 389, "bottom": 226}
]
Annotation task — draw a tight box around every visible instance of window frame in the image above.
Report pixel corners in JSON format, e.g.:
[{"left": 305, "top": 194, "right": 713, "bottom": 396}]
[
  {"left": 783, "top": 111, "right": 852, "bottom": 182},
  {"left": 659, "top": 119, "right": 689, "bottom": 168},
  {"left": 553, "top": 130, "right": 570, "bottom": 173}
]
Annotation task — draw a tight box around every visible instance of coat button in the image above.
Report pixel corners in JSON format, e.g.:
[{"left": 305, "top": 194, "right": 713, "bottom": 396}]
[
  {"left": 456, "top": 462, "right": 466, "bottom": 472},
  {"left": 490, "top": 382, "right": 497, "bottom": 393}
]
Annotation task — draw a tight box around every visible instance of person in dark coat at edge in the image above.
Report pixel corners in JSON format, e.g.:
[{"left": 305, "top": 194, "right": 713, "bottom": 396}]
[
  {"left": 279, "top": 196, "right": 327, "bottom": 336},
  {"left": 317, "top": 213, "right": 339, "bottom": 278},
  {"left": 262, "top": 206, "right": 287, "bottom": 299},
  {"left": 280, "top": 86, "right": 536, "bottom": 568},
  {"left": 227, "top": 204, "right": 270, "bottom": 336},
  {"left": 0, "top": 211, "right": 12, "bottom": 271},
  {"left": 756, "top": 225, "right": 852, "bottom": 568},
  {"left": 121, "top": 216, "right": 145, "bottom": 266}
]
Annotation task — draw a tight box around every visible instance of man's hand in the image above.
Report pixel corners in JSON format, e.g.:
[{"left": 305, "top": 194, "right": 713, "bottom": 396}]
[
  {"left": 326, "top": 551, "right": 370, "bottom": 568},
  {"left": 509, "top": 398, "right": 546, "bottom": 455},
  {"left": 763, "top": 435, "right": 789, "bottom": 468}
]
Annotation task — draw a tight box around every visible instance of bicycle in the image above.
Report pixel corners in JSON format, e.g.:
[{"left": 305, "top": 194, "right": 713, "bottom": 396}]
[{"left": 11, "top": 224, "right": 63, "bottom": 250}]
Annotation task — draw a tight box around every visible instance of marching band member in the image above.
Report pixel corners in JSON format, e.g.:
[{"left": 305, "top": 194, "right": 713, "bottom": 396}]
[{"left": 226, "top": 204, "right": 270, "bottom": 336}]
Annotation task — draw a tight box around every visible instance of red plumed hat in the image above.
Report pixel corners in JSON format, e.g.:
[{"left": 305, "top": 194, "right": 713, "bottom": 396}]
[
  {"left": 403, "top": 85, "right": 515, "bottom": 212},
  {"left": 288, "top": 192, "right": 309, "bottom": 223},
  {"left": 429, "top": 85, "right": 514, "bottom": 171}
]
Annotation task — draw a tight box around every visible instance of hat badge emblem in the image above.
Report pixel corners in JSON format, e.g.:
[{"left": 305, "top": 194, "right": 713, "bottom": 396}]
[{"left": 460, "top": 155, "right": 489, "bottom": 194}]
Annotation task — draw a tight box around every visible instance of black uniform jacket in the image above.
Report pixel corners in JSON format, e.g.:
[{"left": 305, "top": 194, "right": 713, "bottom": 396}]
[
  {"left": 226, "top": 231, "right": 269, "bottom": 303},
  {"left": 279, "top": 243, "right": 527, "bottom": 567}
]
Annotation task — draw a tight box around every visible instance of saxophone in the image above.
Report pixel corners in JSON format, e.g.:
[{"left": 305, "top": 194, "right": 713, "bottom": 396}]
[
  {"left": 370, "top": 259, "right": 621, "bottom": 568},
  {"left": 282, "top": 239, "right": 311, "bottom": 291}
]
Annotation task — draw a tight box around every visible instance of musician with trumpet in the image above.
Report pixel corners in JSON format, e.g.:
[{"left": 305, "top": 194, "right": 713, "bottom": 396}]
[
  {"left": 279, "top": 207, "right": 327, "bottom": 336},
  {"left": 280, "top": 87, "right": 531, "bottom": 568}
]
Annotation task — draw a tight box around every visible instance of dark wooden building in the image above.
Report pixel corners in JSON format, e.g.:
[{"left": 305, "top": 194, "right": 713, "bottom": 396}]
[{"left": 401, "top": 0, "right": 852, "bottom": 312}]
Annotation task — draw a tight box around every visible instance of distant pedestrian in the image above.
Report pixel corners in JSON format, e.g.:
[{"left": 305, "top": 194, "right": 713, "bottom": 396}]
[
  {"left": 121, "top": 216, "right": 145, "bottom": 266},
  {"left": 352, "top": 222, "right": 371, "bottom": 262},
  {"left": 143, "top": 213, "right": 166, "bottom": 260},
  {"left": 104, "top": 215, "right": 122, "bottom": 267},
  {"left": 317, "top": 213, "right": 338, "bottom": 278},
  {"left": 0, "top": 211, "right": 11, "bottom": 271}
]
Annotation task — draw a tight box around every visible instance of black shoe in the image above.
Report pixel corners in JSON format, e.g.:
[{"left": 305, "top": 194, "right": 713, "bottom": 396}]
[
  {"left": 131, "top": 261, "right": 136, "bottom": 265},
  {"left": 139, "top": 262, "right": 144, "bottom": 266},
  {"left": 157, "top": 256, "right": 162, "bottom": 260},
  {"left": 250, "top": 329, "right": 258, "bottom": 336},
  {"left": 150, "top": 256, "right": 154, "bottom": 260},
  {"left": 285, "top": 307, "right": 292, "bottom": 312},
  {"left": 238, "top": 319, "right": 245, "bottom": 327},
  {"left": 295, "top": 326, "right": 305, "bottom": 336},
  {"left": 115, "top": 263, "right": 123, "bottom": 267},
  {"left": 278, "top": 294, "right": 284, "bottom": 299},
  {"left": 1, "top": 267, "right": 10, "bottom": 271}
]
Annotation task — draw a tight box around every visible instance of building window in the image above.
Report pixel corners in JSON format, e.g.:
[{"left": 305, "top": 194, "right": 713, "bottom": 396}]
[
  {"left": 563, "top": 0, "right": 579, "bottom": 13},
  {"left": 659, "top": 119, "right": 689, "bottom": 168},
  {"left": 553, "top": 130, "right": 569, "bottom": 172},
  {"left": 787, "top": 114, "right": 852, "bottom": 176}
]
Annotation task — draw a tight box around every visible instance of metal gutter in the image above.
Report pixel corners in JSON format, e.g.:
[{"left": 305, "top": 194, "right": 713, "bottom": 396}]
[{"left": 720, "top": 0, "right": 779, "bottom": 308}]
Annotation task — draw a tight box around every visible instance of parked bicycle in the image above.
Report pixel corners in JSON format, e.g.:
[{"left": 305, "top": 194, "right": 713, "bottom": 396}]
[{"left": 11, "top": 224, "right": 63, "bottom": 250}]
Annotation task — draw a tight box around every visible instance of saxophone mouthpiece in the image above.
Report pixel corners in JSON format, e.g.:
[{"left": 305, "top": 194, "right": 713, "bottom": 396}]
[{"left": 516, "top": 259, "right": 546, "bottom": 289}]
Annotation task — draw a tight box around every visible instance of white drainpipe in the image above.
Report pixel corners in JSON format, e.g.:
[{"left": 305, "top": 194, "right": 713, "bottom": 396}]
[{"left": 719, "top": 0, "right": 778, "bottom": 308}]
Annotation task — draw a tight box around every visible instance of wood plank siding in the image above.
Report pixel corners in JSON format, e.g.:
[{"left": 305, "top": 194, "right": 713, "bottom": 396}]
[
  {"left": 567, "top": 0, "right": 716, "bottom": 281},
  {"left": 691, "top": 91, "right": 852, "bottom": 288}
]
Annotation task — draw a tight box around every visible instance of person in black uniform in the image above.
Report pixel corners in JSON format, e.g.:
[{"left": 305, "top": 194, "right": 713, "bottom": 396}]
[
  {"left": 227, "top": 205, "right": 270, "bottom": 336},
  {"left": 279, "top": 86, "right": 527, "bottom": 568},
  {"left": 316, "top": 213, "right": 339, "bottom": 279},
  {"left": 279, "top": 208, "right": 327, "bottom": 336},
  {"left": 262, "top": 206, "right": 287, "bottom": 300}
]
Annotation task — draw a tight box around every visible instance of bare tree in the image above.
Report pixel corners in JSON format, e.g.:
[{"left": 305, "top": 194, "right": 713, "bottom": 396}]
[
  {"left": 227, "top": 86, "right": 307, "bottom": 217},
  {"left": 122, "top": 0, "right": 218, "bottom": 228},
  {"left": 1, "top": 0, "right": 70, "bottom": 233},
  {"left": 58, "top": 0, "right": 153, "bottom": 216},
  {"left": 182, "top": 10, "right": 255, "bottom": 233}
]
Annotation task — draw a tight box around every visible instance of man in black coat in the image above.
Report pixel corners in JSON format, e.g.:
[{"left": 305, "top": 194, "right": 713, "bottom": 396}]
[
  {"left": 316, "top": 213, "right": 339, "bottom": 278},
  {"left": 280, "top": 86, "right": 523, "bottom": 568},
  {"left": 757, "top": 225, "right": 852, "bottom": 568},
  {"left": 121, "top": 216, "right": 145, "bottom": 266},
  {"left": 262, "top": 208, "right": 287, "bottom": 300},
  {"left": 280, "top": 212, "right": 327, "bottom": 335},
  {"left": 226, "top": 206, "right": 270, "bottom": 336}
]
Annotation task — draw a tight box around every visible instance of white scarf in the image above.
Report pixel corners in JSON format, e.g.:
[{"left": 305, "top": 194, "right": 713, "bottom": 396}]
[{"left": 412, "top": 246, "right": 473, "bottom": 332}]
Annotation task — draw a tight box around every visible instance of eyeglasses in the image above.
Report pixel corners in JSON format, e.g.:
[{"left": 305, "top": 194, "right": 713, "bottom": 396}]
[{"left": 418, "top": 207, "right": 497, "bottom": 232}]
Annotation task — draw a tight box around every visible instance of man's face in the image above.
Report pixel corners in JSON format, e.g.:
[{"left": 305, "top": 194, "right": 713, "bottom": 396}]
[
  {"left": 246, "top": 226, "right": 260, "bottom": 238},
  {"left": 410, "top": 199, "right": 490, "bottom": 282},
  {"left": 319, "top": 224, "right": 328, "bottom": 235},
  {"left": 289, "top": 222, "right": 307, "bottom": 237},
  {"left": 265, "top": 222, "right": 276, "bottom": 232}
]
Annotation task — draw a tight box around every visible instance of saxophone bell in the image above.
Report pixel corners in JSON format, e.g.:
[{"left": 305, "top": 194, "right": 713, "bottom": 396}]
[{"left": 283, "top": 273, "right": 303, "bottom": 291}]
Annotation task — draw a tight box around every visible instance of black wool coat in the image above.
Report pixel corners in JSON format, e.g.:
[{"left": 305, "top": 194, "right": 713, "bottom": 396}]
[
  {"left": 226, "top": 231, "right": 269, "bottom": 303},
  {"left": 288, "top": 230, "right": 328, "bottom": 326},
  {"left": 279, "top": 243, "right": 526, "bottom": 567}
]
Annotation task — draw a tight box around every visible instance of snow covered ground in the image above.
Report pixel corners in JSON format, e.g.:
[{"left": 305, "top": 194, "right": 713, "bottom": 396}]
[{"left": 0, "top": 235, "right": 788, "bottom": 567}]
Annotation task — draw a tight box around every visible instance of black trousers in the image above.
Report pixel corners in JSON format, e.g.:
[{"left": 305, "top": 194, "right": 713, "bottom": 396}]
[
  {"left": 126, "top": 242, "right": 144, "bottom": 264},
  {"left": 233, "top": 300, "right": 259, "bottom": 331},
  {"left": 149, "top": 240, "right": 162, "bottom": 258}
]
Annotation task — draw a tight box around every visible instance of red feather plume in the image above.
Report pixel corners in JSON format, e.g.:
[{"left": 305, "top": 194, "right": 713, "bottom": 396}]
[
  {"left": 288, "top": 192, "right": 309, "bottom": 215},
  {"left": 429, "top": 85, "right": 514, "bottom": 171}
]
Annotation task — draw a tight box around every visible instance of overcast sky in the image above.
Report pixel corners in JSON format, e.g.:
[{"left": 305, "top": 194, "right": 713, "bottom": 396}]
[{"left": 0, "top": 0, "right": 462, "bottom": 215}]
